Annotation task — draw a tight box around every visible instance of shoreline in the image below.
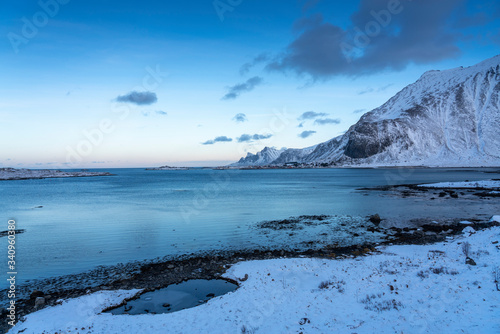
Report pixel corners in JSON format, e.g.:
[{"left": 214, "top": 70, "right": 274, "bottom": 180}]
[
  {"left": 2, "top": 217, "right": 498, "bottom": 334},
  {"left": 0, "top": 168, "right": 114, "bottom": 181}
]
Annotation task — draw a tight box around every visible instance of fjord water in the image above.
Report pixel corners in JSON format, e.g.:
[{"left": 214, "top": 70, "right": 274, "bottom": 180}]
[{"left": 1, "top": 168, "right": 498, "bottom": 285}]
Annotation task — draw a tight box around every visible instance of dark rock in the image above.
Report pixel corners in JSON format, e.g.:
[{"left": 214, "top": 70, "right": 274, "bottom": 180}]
[
  {"left": 299, "top": 318, "right": 311, "bottom": 325},
  {"left": 439, "top": 192, "right": 447, "bottom": 197},
  {"left": 466, "top": 257, "right": 476, "bottom": 266},
  {"left": 206, "top": 293, "right": 215, "bottom": 298},
  {"left": 369, "top": 214, "right": 381, "bottom": 225},
  {"left": 30, "top": 291, "right": 44, "bottom": 300}
]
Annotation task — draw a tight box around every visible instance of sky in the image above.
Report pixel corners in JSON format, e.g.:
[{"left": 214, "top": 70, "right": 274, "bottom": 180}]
[{"left": 1, "top": 0, "right": 499, "bottom": 168}]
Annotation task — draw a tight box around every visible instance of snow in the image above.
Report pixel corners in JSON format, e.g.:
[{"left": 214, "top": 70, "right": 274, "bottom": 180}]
[
  {"left": 417, "top": 180, "right": 500, "bottom": 189},
  {"left": 9, "top": 226, "right": 500, "bottom": 334},
  {"left": 491, "top": 216, "right": 500, "bottom": 223},
  {"left": 233, "top": 55, "right": 500, "bottom": 167},
  {"left": 462, "top": 226, "right": 476, "bottom": 235}
]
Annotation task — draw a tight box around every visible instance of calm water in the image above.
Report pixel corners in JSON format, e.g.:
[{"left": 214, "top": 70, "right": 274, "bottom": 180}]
[{"left": 1, "top": 168, "right": 498, "bottom": 286}]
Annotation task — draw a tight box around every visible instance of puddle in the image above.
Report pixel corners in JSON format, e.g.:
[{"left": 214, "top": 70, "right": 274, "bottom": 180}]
[{"left": 104, "top": 279, "right": 238, "bottom": 315}]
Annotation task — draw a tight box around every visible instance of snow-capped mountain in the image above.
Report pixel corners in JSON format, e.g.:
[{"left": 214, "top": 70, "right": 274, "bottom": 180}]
[
  {"left": 233, "top": 55, "right": 500, "bottom": 167},
  {"left": 231, "top": 147, "right": 287, "bottom": 166}
]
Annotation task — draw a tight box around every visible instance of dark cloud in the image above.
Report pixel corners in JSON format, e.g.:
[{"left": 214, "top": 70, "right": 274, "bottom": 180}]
[
  {"left": 353, "top": 108, "right": 367, "bottom": 114},
  {"left": 293, "top": 13, "right": 323, "bottom": 32},
  {"left": 155, "top": 110, "right": 167, "bottom": 115},
  {"left": 266, "top": 0, "right": 467, "bottom": 79},
  {"left": 298, "top": 111, "right": 328, "bottom": 120},
  {"left": 202, "top": 136, "right": 233, "bottom": 145},
  {"left": 116, "top": 91, "right": 157, "bottom": 105},
  {"left": 222, "top": 76, "right": 264, "bottom": 100},
  {"left": 237, "top": 133, "right": 273, "bottom": 143},
  {"left": 232, "top": 113, "right": 248, "bottom": 122},
  {"left": 298, "top": 130, "right": 316, "bottom": 138},
  {"left": 301, "top": 0, "right": 322, "bottom": 13},
  {"left": 240, "top": 54, "right": 269, "bottom": 75},
  {"left": 314, "top": 118, "right": 341, "bottom": 125}
]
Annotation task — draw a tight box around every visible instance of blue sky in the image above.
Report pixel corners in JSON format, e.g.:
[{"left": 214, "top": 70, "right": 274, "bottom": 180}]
[{"left": 1, "top": 0, "right": 499, "bottom": 167}]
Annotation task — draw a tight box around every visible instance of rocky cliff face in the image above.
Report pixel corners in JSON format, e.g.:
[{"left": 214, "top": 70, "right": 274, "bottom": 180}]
[
  {"left": 234, "top": 55, "right": 500, "bottom": 167},
  {"left": 232, "top": 147, "right": 286, "bottom": 166}
]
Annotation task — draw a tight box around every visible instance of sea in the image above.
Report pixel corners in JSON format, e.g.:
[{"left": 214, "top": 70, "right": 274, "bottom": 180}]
[{"left": 1, "top": 167, "right": 499, "bottom": 286}]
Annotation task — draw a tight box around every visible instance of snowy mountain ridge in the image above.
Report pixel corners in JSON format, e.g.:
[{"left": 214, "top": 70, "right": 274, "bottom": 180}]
[{"left": 233, "top": 55, "right": 500, "bottom": 167}]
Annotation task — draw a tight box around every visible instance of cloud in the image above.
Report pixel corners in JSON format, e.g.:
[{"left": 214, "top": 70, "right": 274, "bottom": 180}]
[
  {"left": 222, "top": 76, "right": 263, "bottom": 100},
  {"left": 232, "top": 113, "right": 248, "bottom": 122},
  {"left": 266, "top": 0, "right": 467, "bottom": 80},
  {"left": 202, "top": 136, "right": 233, "bottom": 145},
  {"left": 298, "top": 130, "right": 316, "bottom": 138},
  {"left": 314, "top": 118, "right": 341, "bottom": 125},
  {"left": 298, "top": 122, "right": 304, "bottom": 128},
  {"left": 353, "top": 108, "right": 367, "bottom": 114},
  {"left": 298, "top": 111, "right": 328, "bottom": 120},
  {"left": 359, "top": 83, "right": 394, "bottom": 95},
  {"left": 377, "top": 83, "right": 394, "bottom": 92},
  {"left": 155, "top": 110, "right": 167, "bottom": 115},
  {"left": 237, "top": 133, "right": 273, "bottom": 142},
  {"left": 358, "top": 88, "right": 374, "bottom": 95},
  {"left": 240, "top": 54, "right": 269, "bottom": 75},
  {"left": 116, "top": 91, "right": 158, "bottom": 105}
]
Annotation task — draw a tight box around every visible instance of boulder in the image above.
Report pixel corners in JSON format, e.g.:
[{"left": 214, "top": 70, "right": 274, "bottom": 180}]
[
  {"left": 34, "top": 297, "right": 45, "bottom": 309},
  {"left": 369, "top": 214, "right": 381, "bottom": 225}
]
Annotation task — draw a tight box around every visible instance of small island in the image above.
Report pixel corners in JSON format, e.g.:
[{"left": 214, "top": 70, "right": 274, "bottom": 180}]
[
  {"left": 0, "top": 168, "right": 113, "bottom": 180},
  {"left": 145, "top": 165, "right": 190, "bottom": 171}
]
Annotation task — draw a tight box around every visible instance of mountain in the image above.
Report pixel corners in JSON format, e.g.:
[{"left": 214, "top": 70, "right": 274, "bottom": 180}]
[
  {"left": 231, "top": 147, "right": 287, "bottom": 166},
  {"left": 233, "top": 55, "right": 500, "bottom": 167}
]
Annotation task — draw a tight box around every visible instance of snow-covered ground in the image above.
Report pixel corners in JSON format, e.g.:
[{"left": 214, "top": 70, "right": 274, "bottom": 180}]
[
  {"left": 0, "top": 168, "right": 111, "bottom": 180},
  {"left": 417, "top": 180, "right": 500, "bottom": 189},
  {"left": 8, "top": 222, "right": 500, "bottom": 334}
]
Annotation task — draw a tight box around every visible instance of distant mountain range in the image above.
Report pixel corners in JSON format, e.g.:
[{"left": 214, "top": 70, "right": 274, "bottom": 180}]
[{"left": 232, "top": 55, "right": 500, "bottom": 167}]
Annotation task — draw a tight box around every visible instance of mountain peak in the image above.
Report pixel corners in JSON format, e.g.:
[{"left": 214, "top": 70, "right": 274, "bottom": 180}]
[{"left": 233, "top": 55, "right": 500, "bottom": 167}]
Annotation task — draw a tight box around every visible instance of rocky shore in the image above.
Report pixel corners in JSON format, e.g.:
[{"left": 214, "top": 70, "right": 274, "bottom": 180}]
[
  {"left": 2, "top": 216, "right": 498, "bottom": 334},
  {"left": 0, "top": 168, "right": 113, "bottom": 181}
]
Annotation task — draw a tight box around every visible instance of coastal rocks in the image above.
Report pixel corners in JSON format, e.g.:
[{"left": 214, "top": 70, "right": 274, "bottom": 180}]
[
  {"left": 34, "top": 297, "right": 45, "bottom": 309},
  {"left": 0, "top": 229, "right": 26, "bottom": 237},
  {"left": 29, "top": 291, "right": 44, "bottom": 300},
  {"left": 465, "top": 257, "right": 477, "bottom": 266},
  {"left": 369, "top": 214, "right": 382, "bottom": 226}
]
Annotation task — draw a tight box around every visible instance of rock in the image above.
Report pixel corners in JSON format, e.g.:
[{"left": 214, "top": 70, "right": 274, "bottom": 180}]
[
  {"left": 124, "top": 305, "right": 133, "bottom": 312},
  {"left": 299, "top": 318, "right": 311, "bottom": 325},
  {"left": 413, "top": 230, "right": 425, "bottom": 238},
  {"left": 439, "top": 192, "right": 447, "bottom": 197},
  {"left": 30, "top": 290, "right": 44, "bottom": 299},
  {"left": 239, "top": 274, "right": 249, "bottom": 282},
  {"left": 206, "top": 293, "right": 215, "bottom": 298},
  {"left": 34, "top": 297, "right": 45, "bottom": 309},
  {"left": 462, "top": 226, "right": 476, "bottom": 235},
  {"left": 162, "top": 303, "right": 170, "bottom": 308},
  {"left": 167, "top": 264, "right": 175, "bottom": 269},
  {"left": 466, "top": 257, "right": 477, "bottom": 266},
  {"left": 369, "top": 214, "right": 381, "bottom": 225}
]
